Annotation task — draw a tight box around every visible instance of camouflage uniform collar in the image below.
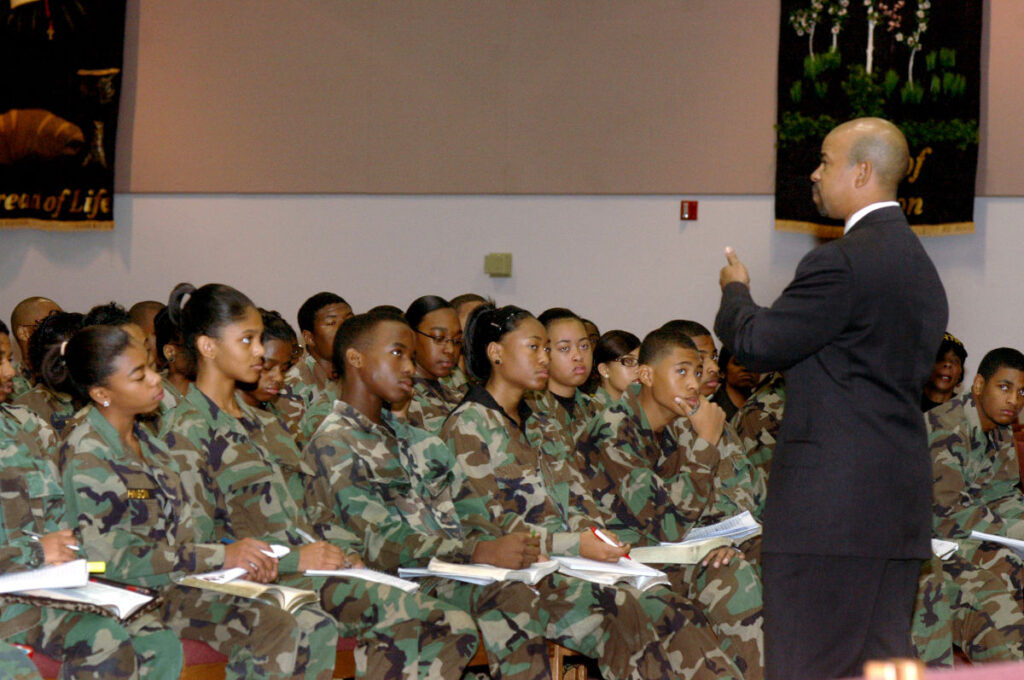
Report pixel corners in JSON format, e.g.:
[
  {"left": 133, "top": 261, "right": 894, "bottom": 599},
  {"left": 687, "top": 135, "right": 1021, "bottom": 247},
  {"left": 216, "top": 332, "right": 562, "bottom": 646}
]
[
  {"left": 83, "top": 405, "right": 170, "bottom": 467},
  {"left": 464, "top": 384, "right": 532, "bottom": 432},
  {"left": 183, "top": 383, "right": 257, "bottom": 434},
  {"left": 329, "top": 398, "right": 397, "bottom": 436}
]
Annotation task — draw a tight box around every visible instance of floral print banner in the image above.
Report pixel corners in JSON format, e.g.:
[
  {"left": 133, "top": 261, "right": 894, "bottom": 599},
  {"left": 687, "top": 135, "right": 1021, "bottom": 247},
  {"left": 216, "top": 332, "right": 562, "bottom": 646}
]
[{"left": 775, "top": 1, "right": 982, "bottom": 237}]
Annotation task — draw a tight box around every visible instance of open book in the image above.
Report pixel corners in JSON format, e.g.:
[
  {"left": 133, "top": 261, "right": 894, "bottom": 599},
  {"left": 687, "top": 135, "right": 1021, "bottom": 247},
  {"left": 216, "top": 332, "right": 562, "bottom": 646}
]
[
  {"left": 682, "top": 511, "right": 762, "bottom": 544},
  {"left": 630, "top": 537, "right": 733, "bottom": 565},
  {"left": 552, "top": 556, "right": 669, "bottom": 592},
  {"left": 305, "top": 567, "right": 420, "bottom": 593},
  {"left": 176, "top": 569, "right": 318, "bottom": 613},
  {"left": 8, "top": 579, "right": 158, "bottom": 621},
  {"left": 398, "top": 557, "right": 560, "bottom": 586},
  {"left": 0, "top": 558, "right": 89, "bottom": 594}
]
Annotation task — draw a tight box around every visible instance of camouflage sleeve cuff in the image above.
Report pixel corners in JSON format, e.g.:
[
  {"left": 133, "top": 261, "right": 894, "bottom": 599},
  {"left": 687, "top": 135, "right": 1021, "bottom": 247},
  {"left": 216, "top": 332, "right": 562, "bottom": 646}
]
[
  {"left": 0, "top": 538, "right": 44, "bottom": 570},
  {"left": 550, "top": 531, "right": 580, "bottom": 556},
  {"left": 278, "top": 550, "right": 301, "bottom": 573},
  {"left": 191, "top": 543, "right": 226, "bottom": 572}
]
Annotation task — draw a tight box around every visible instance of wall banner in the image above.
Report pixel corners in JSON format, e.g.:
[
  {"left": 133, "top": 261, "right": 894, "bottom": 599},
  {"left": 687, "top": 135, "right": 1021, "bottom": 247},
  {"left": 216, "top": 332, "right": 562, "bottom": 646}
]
[
  {"left": 776, "top": 1, "right": 982, "bottom": 237},
  {"left": 0, "top": 0, "right": 127, "bottom": 230}
]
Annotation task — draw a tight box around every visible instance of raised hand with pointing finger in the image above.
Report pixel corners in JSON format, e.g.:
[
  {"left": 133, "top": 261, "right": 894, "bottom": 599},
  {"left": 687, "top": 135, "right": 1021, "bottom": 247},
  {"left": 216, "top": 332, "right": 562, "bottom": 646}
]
[{"left": 719, "top": 246, "right": 750, "bottom": 289}]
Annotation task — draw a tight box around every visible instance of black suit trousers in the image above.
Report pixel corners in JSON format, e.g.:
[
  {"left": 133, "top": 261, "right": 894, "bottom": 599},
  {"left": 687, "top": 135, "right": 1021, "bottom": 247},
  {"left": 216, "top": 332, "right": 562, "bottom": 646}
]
[{"left": 763, "top": 553, "right": 922, "bottom": 680}]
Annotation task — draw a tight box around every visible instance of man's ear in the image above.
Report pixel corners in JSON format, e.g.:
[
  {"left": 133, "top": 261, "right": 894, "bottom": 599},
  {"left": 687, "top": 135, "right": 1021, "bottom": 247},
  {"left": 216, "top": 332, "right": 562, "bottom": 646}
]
[
  {"left": 15, "top": 325, "right": 32, "bottom": 345},
  {"left": 637, "top": 364, "right": 654, "bottom": 387},
  {"left": 196, "top": 334, "right": 217, "bottom": 360},
  {"left": 345, "top": 347, "right": 364, "bottom": 371},
  {"left": 854, "top": 161, "right": 872, "bottom": 188},
  {"left": 972, "top": 374, "right": 985, "bottom": 397},
  {"left": 301, "top": 329, "right": 315, "bottom": 350},
  {"left": 162, "top": 345, "right": 176, "bottom": 364}
]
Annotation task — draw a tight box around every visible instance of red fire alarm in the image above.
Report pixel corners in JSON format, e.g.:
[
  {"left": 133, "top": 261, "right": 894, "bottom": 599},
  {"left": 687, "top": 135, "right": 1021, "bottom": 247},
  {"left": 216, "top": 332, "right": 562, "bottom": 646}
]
[{"left": 680, "top": 201, "right": 698, "bottom": 221}]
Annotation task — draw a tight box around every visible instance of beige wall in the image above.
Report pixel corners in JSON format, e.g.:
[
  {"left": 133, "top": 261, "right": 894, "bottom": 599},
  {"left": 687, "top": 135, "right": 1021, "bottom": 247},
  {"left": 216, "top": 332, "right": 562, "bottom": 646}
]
[{"left": 116, "top": 0, "right": 1022, "bottom": 196}]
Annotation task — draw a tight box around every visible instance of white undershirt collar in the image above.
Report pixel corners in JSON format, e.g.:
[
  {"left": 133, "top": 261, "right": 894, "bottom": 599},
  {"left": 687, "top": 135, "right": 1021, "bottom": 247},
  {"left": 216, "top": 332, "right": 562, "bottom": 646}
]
[{"left": 844, "top": 201, "right": 900, "bottom": 234}]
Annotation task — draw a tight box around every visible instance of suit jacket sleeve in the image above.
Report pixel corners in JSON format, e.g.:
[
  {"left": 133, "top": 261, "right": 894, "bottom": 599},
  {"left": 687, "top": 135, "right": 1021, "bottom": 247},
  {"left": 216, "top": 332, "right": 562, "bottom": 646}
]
[{"left": 715, "top": 243, "right": 853, "bottom": 373}]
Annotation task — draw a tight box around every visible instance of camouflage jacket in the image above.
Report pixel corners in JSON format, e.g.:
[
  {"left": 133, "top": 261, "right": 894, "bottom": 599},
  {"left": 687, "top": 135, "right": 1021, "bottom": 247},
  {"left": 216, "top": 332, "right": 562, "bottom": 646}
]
[
  {"left": 406, "top": 376, "right": 466, "bottom": 434},
  {"left": 284, "top": 352, "right": 339, "bottom": 411},
  {"left": 440, "top": 386, "right": 608, "bottom": 556},
  {"left": 9, "top": 361, "right": 33, "bottom": 402},
  {"left": 730, "top": 372, "right": 786, "bottom": 480},
  {"left": 665, "top": 415, "right": 767, "bottom": 523},
  {"left": 296, "top": 391, "right": 340, "bottom": 450},
  {"left": 927, "top": 392, "right": 1024, "bottom": 539},
  {"left": 440, "top": 365, "right": 470, "bottom": 393},
  {"left": 61, "top": 406, "right": 225, "bottom": 588},
  {"left": 576, "top": 387, "right": 718, "bottom": 545},
  {"left": 304, "top": 400, "right": 497, "bottom": 571},
  {"left": 589, "top": 386, "right": 616, "bottom": 411},
  {"left": 525, "top": 389, "right": 601, "bottom": 444},
  {"left": 13, "top": 385, "right": 78, "bottom": 437},
  {"left": 159, "top": 385, "right": 323, "bottom": 573},
  {"left": 0, "top": 404, "right": 63, "bottom": 636}
]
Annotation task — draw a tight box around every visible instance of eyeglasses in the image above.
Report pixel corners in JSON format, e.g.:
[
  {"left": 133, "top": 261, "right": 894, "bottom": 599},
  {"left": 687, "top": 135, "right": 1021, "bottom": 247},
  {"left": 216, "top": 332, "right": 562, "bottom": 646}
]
[
  {"left": 415, "top": 329, "right": 462, "bottom": 350},
  {"left": 614, "top": 356, "right": 639, "bottom": 368}
]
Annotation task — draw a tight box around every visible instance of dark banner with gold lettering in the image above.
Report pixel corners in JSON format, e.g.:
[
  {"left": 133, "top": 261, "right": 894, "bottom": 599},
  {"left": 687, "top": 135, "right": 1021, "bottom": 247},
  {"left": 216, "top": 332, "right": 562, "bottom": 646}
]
[
  {"left": 776, "top": 1, "right": 981, "bottom": 237},
  {"left": 0, "top": 0, "right": 126, "bottom": 230}
]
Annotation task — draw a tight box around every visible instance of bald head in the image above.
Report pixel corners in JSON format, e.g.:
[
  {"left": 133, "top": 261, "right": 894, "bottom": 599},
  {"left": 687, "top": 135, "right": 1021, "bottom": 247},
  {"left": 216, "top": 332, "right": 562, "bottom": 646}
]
[
  {"left": 10, "top": 296, "right": 61, "bottom": 361},
  {"left": 838, "top": 118, "right": 910, "bottom": 195}
]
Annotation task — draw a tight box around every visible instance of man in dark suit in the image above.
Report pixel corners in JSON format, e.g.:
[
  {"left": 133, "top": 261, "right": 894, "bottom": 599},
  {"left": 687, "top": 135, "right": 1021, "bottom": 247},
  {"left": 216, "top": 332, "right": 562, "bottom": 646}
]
[{"left": 714, "top": 118, "right": 948, "bottom": 680}]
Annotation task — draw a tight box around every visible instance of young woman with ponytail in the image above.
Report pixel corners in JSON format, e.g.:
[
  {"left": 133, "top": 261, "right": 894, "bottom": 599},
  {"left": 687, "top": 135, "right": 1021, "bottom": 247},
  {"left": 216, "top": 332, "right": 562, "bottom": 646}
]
[
  {"left": 160, "top": 282, "right": 477, "bottom": 680},
  {"left": 440, "top": 304, "right": 741, "bottom": 680}
]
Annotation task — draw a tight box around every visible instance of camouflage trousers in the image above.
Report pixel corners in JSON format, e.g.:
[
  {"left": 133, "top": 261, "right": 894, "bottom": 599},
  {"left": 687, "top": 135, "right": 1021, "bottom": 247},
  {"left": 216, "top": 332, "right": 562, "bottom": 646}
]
[
  {"left": 914, "top": 553, "right": 1024, "bottom": 667},
  {"left": 960, "top": 540, "right": 1024, "bottom": 607},
  {"left": 536, "top": 572, "right": 672, "bottom": 680},
  {"left": 298, "top": 575, "right": 479, "bottom": 680},
  {"left": 161, "top": 584, "right": 337, "bottom": 680},
  {"left": 428, "top": 578, "right": 549, "bottom": 680},
  {"left": 665, "top": 552, "right": 765, "bottom": 680},
  {"left": 0, "top": 641, "right": 42, "bottom": 680},
  {"left": 629, "top": 582, "right": 744, "bottom": 679},
  {"left": 6, "top": 606, "right": 182, "bottom": 680}
]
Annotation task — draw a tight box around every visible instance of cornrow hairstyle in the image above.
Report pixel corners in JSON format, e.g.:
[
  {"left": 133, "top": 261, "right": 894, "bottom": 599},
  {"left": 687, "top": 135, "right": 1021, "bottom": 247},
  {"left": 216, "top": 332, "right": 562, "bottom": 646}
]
[
  {"left": 463, "top": 304, "right": 534, "bottom": 382},
  {"left": 260, "top": 309, "right": 298, "bottom": 346}
]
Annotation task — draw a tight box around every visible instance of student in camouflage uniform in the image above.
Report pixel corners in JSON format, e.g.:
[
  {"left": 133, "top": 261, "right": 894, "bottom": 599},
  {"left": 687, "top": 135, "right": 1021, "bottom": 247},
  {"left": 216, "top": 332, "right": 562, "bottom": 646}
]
[
  {"left": 305, "top": 310, "right": 551, "bottom": 680},
  {"left": 55, "top": 325, "right": 323, "bottom": 680},
  {"left": 14, "top": 311, "right": 86, "bottom": 436},
  {"left": 0, "top": 400, "right": 181, "bottom": 680},
  {"left": 0, "top": 641, "right": 42, "bottom": 680},
  {"left": 238, "top": 309, "right": 305, "bottom": 435},
  {"left": 404, "top": 296, "right": 469, "bottom": 433},
  {"left": 443, "top": 304, "right": 745, "bottom": 680},
  {"left": 7, "top": 297, "right": 62, "bottom": 402},
  {"left": 928, "top": 348, "right": 1024, "bottom": 592},
  {"left": 283, "top": 292, "right": 350, "bottom": 411},
  {"left": 731, "top": 372, "right": 785, "bottom": 479},
  {"left": 161, "top": 282, "right": 478, "bottom": 679},
  {"left": 577, "top": 327, "right": 765, "bottom": 679},
  {"left": 1, "top": 321, "right": 19, "bottom": 404},
  {"left": 152, "top": 307, "right": 194, "bottom": 419},
  {"left": 527, "top": 309, "right": 602, "bottom": 443},
  {"left": 591, "top": 330, "right": 641, "bottom": 410}
]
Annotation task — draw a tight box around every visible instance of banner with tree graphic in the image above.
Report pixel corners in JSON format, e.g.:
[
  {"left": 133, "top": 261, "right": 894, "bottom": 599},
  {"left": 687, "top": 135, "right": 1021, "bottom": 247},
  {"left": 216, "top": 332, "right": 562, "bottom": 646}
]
[
  {"left": 0, "top": 0, "right": 126, "bottom": 231},
  {"left": 776, "top": 1, "right": 981, "bottom": 237}
]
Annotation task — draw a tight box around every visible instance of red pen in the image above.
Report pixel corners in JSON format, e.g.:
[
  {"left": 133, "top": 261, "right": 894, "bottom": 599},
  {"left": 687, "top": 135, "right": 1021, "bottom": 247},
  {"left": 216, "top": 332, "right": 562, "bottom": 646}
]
[{"left": 591, "top": 527, "right": 630, "bottom": 559}]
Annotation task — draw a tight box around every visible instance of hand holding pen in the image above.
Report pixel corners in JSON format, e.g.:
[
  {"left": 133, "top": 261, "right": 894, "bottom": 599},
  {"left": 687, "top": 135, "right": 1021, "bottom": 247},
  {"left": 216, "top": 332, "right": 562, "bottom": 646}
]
[
  {"left": 26, "top": 529, "right": 78, "bottom": 565},
  {"left": 580, "top": 526, "right": 631, "bottom": 563}
]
